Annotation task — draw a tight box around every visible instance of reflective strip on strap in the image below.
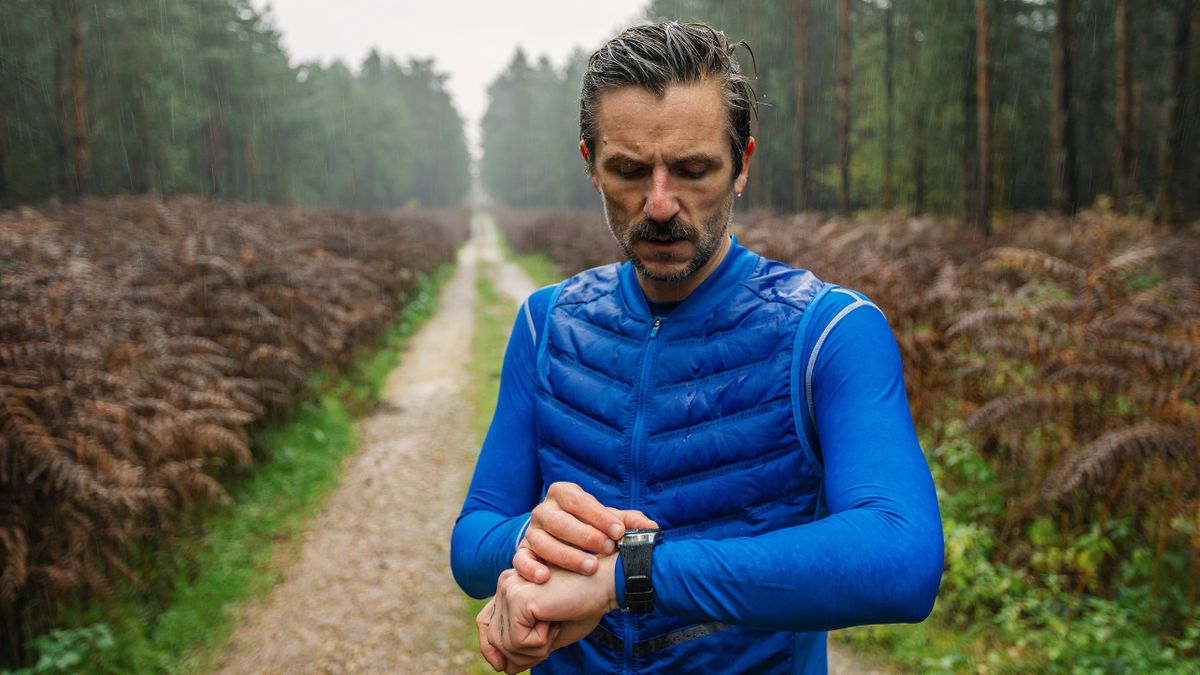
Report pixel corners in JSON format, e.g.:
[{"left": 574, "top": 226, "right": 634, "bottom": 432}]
[
  {"left": 805, "top": 288, "right": 884, "bottom": 425},
  {"left": 588, "top": 621, "right": 731, "bottom": 656},
  {"left": 523, "top": 300, "right": 537, "bottom": 346}
]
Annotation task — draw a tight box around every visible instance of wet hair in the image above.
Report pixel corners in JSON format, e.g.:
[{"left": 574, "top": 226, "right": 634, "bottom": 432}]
[{"left": 580, "top": 21, "right": 757, "bottom": 180}]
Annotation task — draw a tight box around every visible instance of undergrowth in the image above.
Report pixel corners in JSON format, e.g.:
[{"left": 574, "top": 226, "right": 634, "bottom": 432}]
[{"left": 4, "top": 267, "right": 450, "bottom": 674}]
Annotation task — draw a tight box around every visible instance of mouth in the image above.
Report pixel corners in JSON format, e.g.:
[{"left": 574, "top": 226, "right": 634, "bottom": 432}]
[{"left": 641, "top": 232, "right": 691, "bottom": 246}]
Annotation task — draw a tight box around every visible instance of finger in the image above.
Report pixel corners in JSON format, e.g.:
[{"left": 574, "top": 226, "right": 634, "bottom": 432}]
[
  {"left": 513, "top": 546, "right": 550, "bottom": 583},
  {"left": 546, "top": 482, "right": 625, "bottom": 540},
  {"left": 531, "top": 506, "right": 615, "bottom": 557},
  {"left": 503, "top": 652, "right": 543, "bottom": 675},
  {"left": 477, "top": 602, "right": 507, "bottom": 672},
  {"left": 525, "top": 526, "right": 602, "bottom": 576},
  {"left": 480, "top": 640, "right": 506, "bottom": 672},
  {"left": 620, "top": 508, "right": 659, "bottom": 530}
]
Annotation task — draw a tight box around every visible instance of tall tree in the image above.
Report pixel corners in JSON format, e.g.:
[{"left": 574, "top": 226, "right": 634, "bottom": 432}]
[
  {"left": 962, "top": 7, "right": 980, "bottom": 225},
  {"left": 836, "top": 0, "right": 851, "bottom": 215},
  {"left": 1153, "top": 0, "right": 1196, "bottom": 225},
  {"left": 51, "top": 0, "right": 69, "bottom": 195},
  {"left": 882, "top": 1, "right": 895, "bottom": 211},
  {"left": 976, "top": 0, "right": 992, "bottom": 235},
  {"left": 793, "top": 0, "right": 810, "bottom": 211},
  {"left": 68, "top": 0, "right": 87, "bottom": 196},
  {"left": 909, "top": 20, "right": 925, "bottom": 215},
  {"left": 1114, "top": 0, "right": 1133, "bottom": 210},
  {"left": 745, "top": 0, "right": 764, "bottom": 207},
  {"left": 1051, "top": 0, "right": 1078, "bottom": 214}
]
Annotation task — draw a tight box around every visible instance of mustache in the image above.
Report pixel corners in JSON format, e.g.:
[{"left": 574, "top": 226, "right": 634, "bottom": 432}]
[{"left": 632, "top": 217, "right": 695, "bottom": 240}]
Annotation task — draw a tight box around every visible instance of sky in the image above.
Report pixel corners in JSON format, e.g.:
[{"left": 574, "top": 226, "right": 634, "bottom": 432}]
[{"left": 256, "top": 1, "right": 649, "bottom": 156}]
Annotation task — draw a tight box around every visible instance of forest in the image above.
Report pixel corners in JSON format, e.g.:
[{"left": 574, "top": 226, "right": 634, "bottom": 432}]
[
  {"left": 0, "top": 0, "right": 471, "bottom": 209},
  {"left": 481, "top": 0, "right": 1200, "bottom": 227},
  {"left": 1, "top": 0, "right": 1198, "bottom": 672}
]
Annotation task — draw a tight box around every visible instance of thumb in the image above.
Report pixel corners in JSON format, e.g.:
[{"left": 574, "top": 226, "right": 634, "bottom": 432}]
[{"left": 620, "top": 509, "right": 658, "bottom": 530}]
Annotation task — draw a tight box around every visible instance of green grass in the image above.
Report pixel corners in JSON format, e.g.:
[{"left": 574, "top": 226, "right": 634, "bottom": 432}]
[
  {"left": 461, "top": 262, "right": 520, "bottom": 674},
  {"left": 7, "top": 267, "right": 451, "bottom": 675},
  {"left": 492, "top": 222, "right": 562, "bottom": 289}
]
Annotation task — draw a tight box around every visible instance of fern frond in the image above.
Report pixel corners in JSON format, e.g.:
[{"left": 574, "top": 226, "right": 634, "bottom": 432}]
[
  {"left": 1087, "top": 245, "right": 1167, "bottom": 287},
  {"left": 1041, "top": 424, "right": 1193, "bottom": 502},
  {"left": 1045, "top": 364, "right": 1134, "bottom": 393},
  {"left": 947, "top": 307, "right": 1025, "bottom": 337},
  {"left": 986, "top": 247, "right": 1086, "bottom": 289},
  {"left": 965, "top": 393, "right": 1071, "bottom": 432}
]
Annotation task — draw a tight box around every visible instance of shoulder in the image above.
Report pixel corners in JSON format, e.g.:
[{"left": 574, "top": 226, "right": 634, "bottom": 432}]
[
  {"left": 737, "top": 253, "right": 826, "bottom": 313},
  {"left": 555, "top": 262, "right": 622, "bottom": 306},
  {"left": 521, "top": 261, "right": 622, "bottom": 335}
]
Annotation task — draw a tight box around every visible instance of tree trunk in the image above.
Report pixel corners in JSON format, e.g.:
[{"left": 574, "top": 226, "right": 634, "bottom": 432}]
[
  {"left": 1115, "top": 0, "right": 1133, "bottom": 211},
  {"left": 793, "top": 0, "right": 810, "bottom": 212},
  {"left": 1050, "top": 0, "right": 1078, "bottom": 214},
  {"left": 747, "top": 0, "right": 765, "bottom": 208},
  {"left": 52, "top": 0, "right": 71, "bottom": 196},
  {"left": 1153, "top": 0, "right": 1196, "bottom": 225},
  {"left": 205, "top": 69, "right": 227, "bottom": 196},
  {"left": 976, "top": 1, "right": 992, "bottom": 236},
  {"left": 962, "top": 10, "right": 979, "bottom": 226},
  {"left": 882, "top": 2, "right": 895, "bottom": 211},
  {"left": 1190, "top": 6, "right": 1200, "bottom": 215},
  {"left": 0, "top": 82, "right": 7, "bottom": 205},
  {"left": 909, "top": 22, "right": 925, "bottom": 215},
  {"left": 69, "top": 0, "right": 88, "bottom": 197},
  {"left": 837, "top": 0, "right": 851, "bottom": 215}
]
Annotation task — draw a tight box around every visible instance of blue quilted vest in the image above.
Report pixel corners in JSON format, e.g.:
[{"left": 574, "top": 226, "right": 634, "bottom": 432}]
[{"left": 532, "top": 239, "right": 832, "bottom": 673}]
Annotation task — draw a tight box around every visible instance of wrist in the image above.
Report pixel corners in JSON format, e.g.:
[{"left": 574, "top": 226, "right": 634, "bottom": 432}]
[{"left": 599, "top": 553, "right": 619, "bottom": 612}]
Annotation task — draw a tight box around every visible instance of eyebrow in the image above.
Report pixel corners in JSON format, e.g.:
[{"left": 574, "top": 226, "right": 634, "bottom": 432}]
[{"left": 601, "top": 152, "right": 724, "bottom": 169}]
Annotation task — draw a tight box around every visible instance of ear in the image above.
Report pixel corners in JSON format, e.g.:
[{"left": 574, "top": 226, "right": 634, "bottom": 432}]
[
  {"left": 580, "top": 140, "right": 600, "bottom": 192},
  {"left": 733, "top": 136, "right": 756, "bottom": 195}
]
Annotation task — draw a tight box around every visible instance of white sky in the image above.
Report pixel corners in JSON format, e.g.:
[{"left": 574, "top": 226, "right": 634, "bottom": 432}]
[{"left": 256, "top": 1, "right": 649, "bottom": 157}]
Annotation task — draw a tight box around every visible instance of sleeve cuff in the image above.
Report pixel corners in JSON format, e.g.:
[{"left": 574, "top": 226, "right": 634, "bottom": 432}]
[
  {"left": 513, "top": 515, "right": 532, "bottom": 556},
  {"left": 613, "top": 552, "right": 625, "bottom": 608}
]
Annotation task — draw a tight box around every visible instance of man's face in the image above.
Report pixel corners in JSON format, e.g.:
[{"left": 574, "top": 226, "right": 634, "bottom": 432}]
[{"left": 586, "top": 81, "right": 751, "bottom": 284}]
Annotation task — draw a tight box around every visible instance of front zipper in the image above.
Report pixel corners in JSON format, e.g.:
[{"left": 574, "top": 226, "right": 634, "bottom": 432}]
[{"left": 624, "top": 315, "right": 664, "bottom": 671}]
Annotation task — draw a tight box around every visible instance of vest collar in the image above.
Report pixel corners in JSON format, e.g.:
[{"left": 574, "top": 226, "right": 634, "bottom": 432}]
[{"left": 617, "top": 234, "right": 759, "bottom": 320}]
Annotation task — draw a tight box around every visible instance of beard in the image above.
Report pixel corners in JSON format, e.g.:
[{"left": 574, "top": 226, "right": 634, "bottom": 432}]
[{"left": 604, "top": 190, "right": 735, "bottom": 283}]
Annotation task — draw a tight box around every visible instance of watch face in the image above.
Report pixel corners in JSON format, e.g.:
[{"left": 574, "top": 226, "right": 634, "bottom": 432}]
[{"left": 622, "top": 529, "right": 660, "bottom": 546}]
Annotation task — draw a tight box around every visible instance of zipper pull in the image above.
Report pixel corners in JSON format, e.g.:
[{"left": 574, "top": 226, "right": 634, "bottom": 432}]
[{"left": 650, "top": 318, "right": 662, "bottom": 338}]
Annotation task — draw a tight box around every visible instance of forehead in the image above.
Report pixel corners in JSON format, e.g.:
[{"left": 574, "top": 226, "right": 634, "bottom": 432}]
[{"left": 592, "top": 81, "right": 728, "bottom": 160}]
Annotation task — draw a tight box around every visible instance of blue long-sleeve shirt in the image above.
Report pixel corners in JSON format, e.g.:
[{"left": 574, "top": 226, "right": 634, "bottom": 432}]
[{"left": 451, "top": 266, "right": 943, "bottom": 633}]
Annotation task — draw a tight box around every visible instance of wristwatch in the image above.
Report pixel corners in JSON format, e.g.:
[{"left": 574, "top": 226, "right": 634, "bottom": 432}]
[{"left": 618, "top": 528, "right": 661, "bottom": 614}]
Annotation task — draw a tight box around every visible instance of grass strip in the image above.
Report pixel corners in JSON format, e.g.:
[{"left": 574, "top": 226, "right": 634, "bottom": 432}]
[
  {"left": 8, "top": 267, "right": 451, "bottom": 675},
  {"left": 460, "top": 262, "right": 518, "bottom": 674}
]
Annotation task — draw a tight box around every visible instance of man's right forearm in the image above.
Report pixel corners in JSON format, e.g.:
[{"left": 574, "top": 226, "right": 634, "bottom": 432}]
[{"left": 451, "top": 509, "right": 532, "bottom": 599}]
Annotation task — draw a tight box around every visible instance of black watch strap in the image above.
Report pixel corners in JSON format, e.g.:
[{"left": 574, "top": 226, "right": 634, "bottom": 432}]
[{"left": 620, "top": 529, "right": 660, "bottom": 614}]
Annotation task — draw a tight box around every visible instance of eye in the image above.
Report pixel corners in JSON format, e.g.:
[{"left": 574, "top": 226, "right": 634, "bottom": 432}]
[
  {"left": 615, "top": 164, "right": 647, "bottom": 179},
  {"left": 675, "top": 162, "right": 712, "bottom": 180}
]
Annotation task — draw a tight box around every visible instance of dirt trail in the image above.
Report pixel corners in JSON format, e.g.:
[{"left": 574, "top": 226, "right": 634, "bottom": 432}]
[
  {"left": 215, "top": 212, "right": 521, "bottom": 674},
  {"left": 214, "top": 210, "right": 883, "bottom": 674}
]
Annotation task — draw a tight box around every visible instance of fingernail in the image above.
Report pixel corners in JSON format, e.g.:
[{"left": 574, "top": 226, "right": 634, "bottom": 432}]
[
  {"left": 609, "top": 524, "right": 623, "bottom": 539},
  {"left": 535, "top": 567, "right": 547, "bottom": 582},
  {"left": 602, "top": 539, "right": 615, "bottom": 554},
  {"left": 582, "top": 557, "right": 597, "bottom": 573}
]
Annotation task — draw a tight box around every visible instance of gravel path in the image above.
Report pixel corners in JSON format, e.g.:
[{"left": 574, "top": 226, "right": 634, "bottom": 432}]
[
  {"left": 215, "top": 212, "right": 524, "bottom": 674},
  {"left": 214, "top": 211, "right": 884, "bottom": 674}
]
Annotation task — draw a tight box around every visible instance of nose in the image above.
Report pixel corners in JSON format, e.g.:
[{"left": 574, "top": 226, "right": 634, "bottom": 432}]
[{"left": 643, "top": 166, "right": 680, "bottom": 223}]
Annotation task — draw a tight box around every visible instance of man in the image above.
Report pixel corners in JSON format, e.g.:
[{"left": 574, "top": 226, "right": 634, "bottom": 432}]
[{"left": 451, "top": 21, "right": 943, "bottom": 674}]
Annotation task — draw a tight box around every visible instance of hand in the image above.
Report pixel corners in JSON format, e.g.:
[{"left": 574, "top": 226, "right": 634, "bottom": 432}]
[
  {"left": 482, "top": 556, "right": 619, "bottom": 671},
  {"left": 475, "top": 576, "right": 561, "bottom": 674},
  {"left": 514, "top": 482, "right": 657, "bottom": 583}
]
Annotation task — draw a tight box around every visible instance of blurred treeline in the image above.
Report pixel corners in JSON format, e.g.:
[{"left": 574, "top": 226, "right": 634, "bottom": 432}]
[
  {"left": 0, "top": 0, "right": 471, "bottom": 209},
  {"left": 480, "top": 0, "right": 1199, "bottom": 225}
]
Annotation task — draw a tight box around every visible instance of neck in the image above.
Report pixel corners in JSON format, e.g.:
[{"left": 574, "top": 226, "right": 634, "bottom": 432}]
[{"left": 637, "top": 234, "right": 732, "bottom": 303}]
